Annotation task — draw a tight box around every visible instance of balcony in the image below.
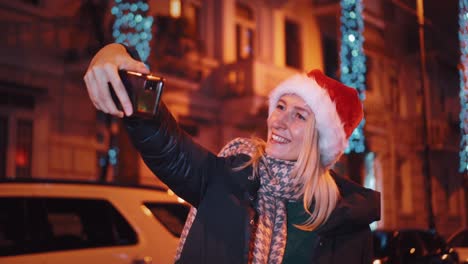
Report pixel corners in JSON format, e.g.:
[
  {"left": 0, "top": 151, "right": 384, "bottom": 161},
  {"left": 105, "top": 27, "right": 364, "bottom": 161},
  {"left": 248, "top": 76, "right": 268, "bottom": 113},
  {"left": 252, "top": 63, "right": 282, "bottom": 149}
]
[
  {"left": 214, "top": 58, "right": 298, "bottom": 99},
  {"left": 149, "top": 44, "right": 218, "bottom": 85},
  {"left": 150, "top": 15, "right": 218, "bottom": 85},
  {"left": 0, "top": 18, "right": 69, "bottom": 66},
  {"left": 0, "top": 0, "right": 113, "bottom": 74},
  {"left": 210, "top": 58, "right": 299, "bottom": 131}
]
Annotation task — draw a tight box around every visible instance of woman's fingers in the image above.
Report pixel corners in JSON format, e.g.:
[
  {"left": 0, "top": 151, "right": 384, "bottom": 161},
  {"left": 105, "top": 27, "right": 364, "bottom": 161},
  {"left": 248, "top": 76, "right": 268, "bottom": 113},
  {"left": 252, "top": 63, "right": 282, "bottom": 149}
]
[
  {"left": 95, "top": 64, "right": 123, "bottom": 117},
  {"left": 84, "top": 63, "right": 123, "bottom": 117},
  {"left": 107, "top": 66, "right": 133, "bottom": 116},
  {"left": 84, "top": 67, "right": 108, "bottom": 113},
  {"left": 83, "top": 43, "right": 150, "bottom": 118}
]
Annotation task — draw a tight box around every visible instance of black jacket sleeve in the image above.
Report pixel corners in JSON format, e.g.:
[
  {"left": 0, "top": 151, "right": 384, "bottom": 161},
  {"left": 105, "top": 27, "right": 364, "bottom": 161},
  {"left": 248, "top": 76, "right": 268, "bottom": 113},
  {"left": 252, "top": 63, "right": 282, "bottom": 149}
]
[
  {"left": 317, "top": 171, "right": 381, "bottom": 236},
  {"left": 124, "top": 103, "right": 221, "bottom": 207},
  {"left": 119, "top": 44, "right": 223, "bottom": 207}
]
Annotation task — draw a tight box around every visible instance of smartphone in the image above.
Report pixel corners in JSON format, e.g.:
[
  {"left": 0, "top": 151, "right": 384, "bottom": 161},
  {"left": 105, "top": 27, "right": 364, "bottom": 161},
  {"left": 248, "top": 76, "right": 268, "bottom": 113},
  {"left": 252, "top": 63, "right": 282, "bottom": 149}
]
[{"left": 110, "top": 70, "right": 164, "bottom": 118}]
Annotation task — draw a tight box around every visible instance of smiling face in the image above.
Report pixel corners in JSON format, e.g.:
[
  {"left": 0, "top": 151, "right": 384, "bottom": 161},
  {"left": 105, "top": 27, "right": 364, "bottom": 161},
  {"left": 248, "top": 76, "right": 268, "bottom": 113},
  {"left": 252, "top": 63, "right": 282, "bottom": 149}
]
[{"left": 265, "top": 94, "right": 315, "bottom": 161}]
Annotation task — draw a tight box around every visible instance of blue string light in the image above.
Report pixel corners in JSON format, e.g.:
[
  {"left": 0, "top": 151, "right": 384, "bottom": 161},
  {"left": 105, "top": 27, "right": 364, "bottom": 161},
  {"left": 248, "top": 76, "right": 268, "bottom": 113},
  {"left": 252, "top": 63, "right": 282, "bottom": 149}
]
[
  {"left": 364, "top": 152, "right": 377, "bottom": 229},
  {"left": 340, "top": 0, "right": 367, "bottom": 154},
  {"left": 364, "top": 152, "right": 376, "bottom": 189},
  {"left": 458, "top": 0, "right": 468, "bottom": 173},
  {"left": 111, "top": 0, "right": 153, "bottom": 62},
  {"left": 108, "top": 147, "right": 119, "bottom": 165}
]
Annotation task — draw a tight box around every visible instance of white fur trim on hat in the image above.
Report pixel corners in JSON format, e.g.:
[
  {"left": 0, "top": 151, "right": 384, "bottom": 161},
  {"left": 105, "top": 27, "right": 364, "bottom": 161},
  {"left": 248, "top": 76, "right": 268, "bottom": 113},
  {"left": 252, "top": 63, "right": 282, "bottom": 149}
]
[{"left": 268, "top": 74, "right": 347, "bottom": 167}]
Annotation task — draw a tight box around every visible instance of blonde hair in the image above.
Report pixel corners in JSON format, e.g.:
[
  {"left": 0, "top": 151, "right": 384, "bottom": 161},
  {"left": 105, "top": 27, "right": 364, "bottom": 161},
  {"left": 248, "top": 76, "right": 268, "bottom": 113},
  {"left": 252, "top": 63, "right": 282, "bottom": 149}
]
[
  {"left": 239, "top": 117, "right": 340, "bottom": 231},
  {"left": 293, "top": 116, "right": 340, "bottom": 231}
]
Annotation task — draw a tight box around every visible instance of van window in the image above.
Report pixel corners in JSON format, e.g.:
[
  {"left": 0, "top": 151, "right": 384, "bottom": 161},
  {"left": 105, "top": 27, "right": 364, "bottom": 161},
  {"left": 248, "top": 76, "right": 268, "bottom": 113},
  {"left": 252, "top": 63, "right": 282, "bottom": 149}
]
[
  {"left": 0, "top": 197, "right": 137, "bottom": 256},
  {"left": 144, "top": 202, "right": 189, "bottom": 237},
  {"left": 0, "top": 198, "right": 26, "bottom": 256}
]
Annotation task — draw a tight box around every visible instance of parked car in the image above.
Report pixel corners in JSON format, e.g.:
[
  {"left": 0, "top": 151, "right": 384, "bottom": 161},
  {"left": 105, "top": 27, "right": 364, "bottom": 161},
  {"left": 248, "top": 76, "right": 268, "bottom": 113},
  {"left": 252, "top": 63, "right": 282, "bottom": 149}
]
[
  {"left": 0, "top": 179, "right": 190, "bottom": 264},
  {"left": 448, "top": 228, "right": 468, "bottom": 263},
  {"left": 372, "top": 229, "right": 459, "bottom": 264}
]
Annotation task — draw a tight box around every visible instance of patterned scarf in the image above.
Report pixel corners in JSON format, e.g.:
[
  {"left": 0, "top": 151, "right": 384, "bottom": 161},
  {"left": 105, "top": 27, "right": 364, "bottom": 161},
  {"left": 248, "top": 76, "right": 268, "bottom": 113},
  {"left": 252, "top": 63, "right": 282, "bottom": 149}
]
[{"left": 175, "top": 138, "right": 301, "bottom": 264}]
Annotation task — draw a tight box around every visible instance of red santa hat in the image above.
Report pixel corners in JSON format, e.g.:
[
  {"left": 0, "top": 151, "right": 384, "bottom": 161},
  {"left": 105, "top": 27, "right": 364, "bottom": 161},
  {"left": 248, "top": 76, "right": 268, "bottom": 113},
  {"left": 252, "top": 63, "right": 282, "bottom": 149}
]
[{"left": 268, "top": 69, "right": 363, "bottom": 167}]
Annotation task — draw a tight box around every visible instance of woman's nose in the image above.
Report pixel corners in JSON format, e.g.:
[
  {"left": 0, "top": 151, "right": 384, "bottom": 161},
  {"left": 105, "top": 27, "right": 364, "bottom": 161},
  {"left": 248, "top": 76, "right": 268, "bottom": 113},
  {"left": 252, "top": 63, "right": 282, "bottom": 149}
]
[{"left": 273, "top": 112, "right": 289, "bottom": 129}]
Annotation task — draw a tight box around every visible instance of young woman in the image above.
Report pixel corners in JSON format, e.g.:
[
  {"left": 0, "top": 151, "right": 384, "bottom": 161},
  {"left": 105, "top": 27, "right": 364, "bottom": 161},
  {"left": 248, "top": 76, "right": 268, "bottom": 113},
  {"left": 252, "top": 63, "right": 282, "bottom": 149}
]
[{"left": 84, "top": 43, "right": 380, "bottom": 264}]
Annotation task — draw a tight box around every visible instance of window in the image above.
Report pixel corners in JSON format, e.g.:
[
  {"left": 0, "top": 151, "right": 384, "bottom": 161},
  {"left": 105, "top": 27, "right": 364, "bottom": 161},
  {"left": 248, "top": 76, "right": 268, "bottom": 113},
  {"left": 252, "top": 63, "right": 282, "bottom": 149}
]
[
  {"left": 15, "top": 120, "right": 33, "bottom": 178},
  {"left": 0, "top": 198, "right": 26, "bottom": 256},
  {"left": 322, "top": 35, "right": 339, "bottom": 79},
  {"left": 236, "top": 25, "right": 254, "bottom": 60},
  {"left": 170, "top": 0, "right": 182, "bottom": 18},
  {"left": 0, "top": 87, "right": 37, "bottom": 178},
  {"left": 0, "top": 117, "right": 7, "bottom": 178},
  {"left": 285, "top": 19, "right": 302, "bottom": 69},
  {"left": 144, "top": 202, "right": 189, "bottom": 237},
  {"left": 184, "top": 2, "right": 201, "bottom": 41},
  {"left": 0, "top": 197, "right": 137, "bottom": 256},
  {"left": 0, "top": 114, "right": 34, "bottom": 179},
  {"left": 235, "top": 2, "right": 255, "bottom": 60}
]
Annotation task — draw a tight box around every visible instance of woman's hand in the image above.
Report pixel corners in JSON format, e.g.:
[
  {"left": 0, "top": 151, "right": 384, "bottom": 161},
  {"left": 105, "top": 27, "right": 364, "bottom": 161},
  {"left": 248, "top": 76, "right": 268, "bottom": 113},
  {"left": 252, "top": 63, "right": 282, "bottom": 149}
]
[{"left": 83, "top": 43, "right": 149, "bottom": 117}]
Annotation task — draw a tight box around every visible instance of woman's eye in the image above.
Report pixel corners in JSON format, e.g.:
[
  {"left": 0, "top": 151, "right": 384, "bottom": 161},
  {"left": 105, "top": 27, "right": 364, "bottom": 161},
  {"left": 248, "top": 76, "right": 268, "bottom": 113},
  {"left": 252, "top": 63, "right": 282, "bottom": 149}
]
[
  {"left": 276, "top": 104, "right": 285, "bottom": 110},
  {"left": 296, "top": 113, "right": 306, "bottom": 120}
]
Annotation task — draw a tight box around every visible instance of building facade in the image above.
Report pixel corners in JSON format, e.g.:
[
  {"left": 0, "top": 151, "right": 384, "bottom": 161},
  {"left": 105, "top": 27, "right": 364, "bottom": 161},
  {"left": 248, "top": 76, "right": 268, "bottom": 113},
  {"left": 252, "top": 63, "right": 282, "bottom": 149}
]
[{"left": 0, "top": 0, "right": 465, "bottom": 237}]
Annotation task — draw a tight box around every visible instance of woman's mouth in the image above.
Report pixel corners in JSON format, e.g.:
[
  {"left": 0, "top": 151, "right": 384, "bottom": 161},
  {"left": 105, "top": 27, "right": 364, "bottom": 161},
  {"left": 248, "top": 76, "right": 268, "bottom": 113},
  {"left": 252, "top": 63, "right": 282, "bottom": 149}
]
[{"left": 271, "top": 134, "right": 291, "bottom": 144}]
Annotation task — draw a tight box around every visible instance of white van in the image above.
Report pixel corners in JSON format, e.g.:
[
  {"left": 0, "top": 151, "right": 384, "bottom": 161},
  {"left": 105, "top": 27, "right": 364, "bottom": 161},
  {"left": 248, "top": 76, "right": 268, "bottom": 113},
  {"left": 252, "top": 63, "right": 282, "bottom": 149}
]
[{"left": 0, "top": 180, "right": 189, "bottom": 264}]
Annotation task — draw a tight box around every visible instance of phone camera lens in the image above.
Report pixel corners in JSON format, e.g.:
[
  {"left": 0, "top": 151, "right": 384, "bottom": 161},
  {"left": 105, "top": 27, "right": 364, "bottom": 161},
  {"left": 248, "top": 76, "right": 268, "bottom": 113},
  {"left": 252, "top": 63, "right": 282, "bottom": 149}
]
[{"left": 144, "top": 80, "right": 153, "bottom": 91}]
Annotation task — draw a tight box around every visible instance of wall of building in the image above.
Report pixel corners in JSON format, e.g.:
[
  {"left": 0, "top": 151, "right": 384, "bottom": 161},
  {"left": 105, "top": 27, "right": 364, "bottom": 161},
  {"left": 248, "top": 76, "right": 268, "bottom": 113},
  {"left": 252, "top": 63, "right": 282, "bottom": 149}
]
[{"left": 0, "top": 0, "right": 464, "bottom": 238}]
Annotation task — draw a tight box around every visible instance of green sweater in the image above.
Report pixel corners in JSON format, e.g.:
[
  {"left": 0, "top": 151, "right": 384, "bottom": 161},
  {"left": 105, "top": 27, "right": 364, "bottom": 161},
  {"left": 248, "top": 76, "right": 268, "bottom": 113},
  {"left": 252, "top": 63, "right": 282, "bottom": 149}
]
[{"left": 282, "top": 201, "right": 318, "bottom": 264}]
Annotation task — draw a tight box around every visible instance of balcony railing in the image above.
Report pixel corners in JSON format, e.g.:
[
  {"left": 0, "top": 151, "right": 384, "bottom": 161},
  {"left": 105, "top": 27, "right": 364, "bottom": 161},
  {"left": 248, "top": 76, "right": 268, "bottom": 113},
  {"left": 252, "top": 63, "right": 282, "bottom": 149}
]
[
  {"left": 214, "top": 58, "right": 298, "bottom": 99},
  {"left": 0, "top": 18, "right": 72, "bottom": 59}
]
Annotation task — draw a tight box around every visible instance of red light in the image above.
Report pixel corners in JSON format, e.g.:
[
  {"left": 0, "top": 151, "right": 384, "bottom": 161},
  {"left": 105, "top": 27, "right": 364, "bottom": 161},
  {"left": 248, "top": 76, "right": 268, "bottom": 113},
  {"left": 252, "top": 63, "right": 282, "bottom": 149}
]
[{"left": 15, "top": 149, "right": 29, "bottom": 167}]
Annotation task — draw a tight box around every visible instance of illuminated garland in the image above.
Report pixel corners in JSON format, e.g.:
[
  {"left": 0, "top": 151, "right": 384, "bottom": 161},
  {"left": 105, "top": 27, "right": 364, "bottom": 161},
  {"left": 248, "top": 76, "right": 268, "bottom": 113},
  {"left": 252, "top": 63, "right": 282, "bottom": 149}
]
[
  {"left": 364, "top": 152, "right": 377, "bottom": 230},
  {"left": 340, "top": 0, "right": 366, "bottom": 153},
  {"left": 111, "top": 0, "right": 153, "bottom": 62},
  {"left": 458, "top": 0, "right": 468, "bottom": 173},
  {"left": 364, "top": 152, "right": 376, "bottom": 189},
  {"left": 107, "top": 0, "right": 153, "bottom": 168}
]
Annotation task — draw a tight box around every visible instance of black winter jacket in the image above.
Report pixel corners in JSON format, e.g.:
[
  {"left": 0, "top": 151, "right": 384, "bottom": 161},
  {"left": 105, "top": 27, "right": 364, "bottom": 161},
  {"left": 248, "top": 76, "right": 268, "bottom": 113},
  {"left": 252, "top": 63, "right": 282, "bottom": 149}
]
[{"left": 124, "top": 102, "right": 381, "bottom": 264}]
